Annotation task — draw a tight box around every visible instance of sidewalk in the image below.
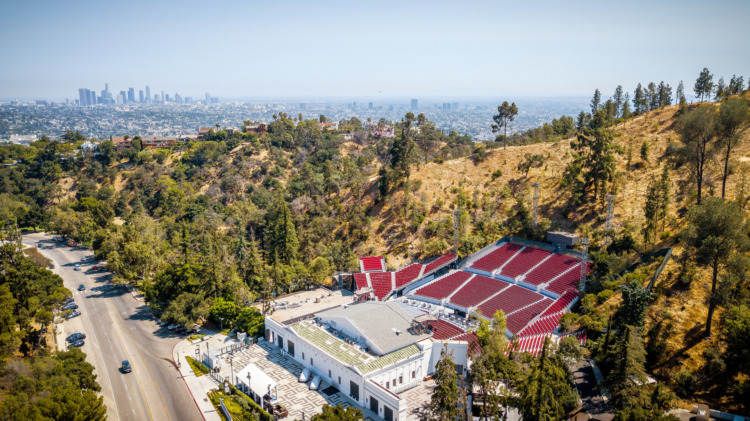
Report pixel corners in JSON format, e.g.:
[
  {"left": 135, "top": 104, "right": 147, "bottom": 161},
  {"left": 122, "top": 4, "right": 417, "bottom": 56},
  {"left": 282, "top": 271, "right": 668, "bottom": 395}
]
[{"left": 173, "top": 331, "right": 240, "bottom": 421}]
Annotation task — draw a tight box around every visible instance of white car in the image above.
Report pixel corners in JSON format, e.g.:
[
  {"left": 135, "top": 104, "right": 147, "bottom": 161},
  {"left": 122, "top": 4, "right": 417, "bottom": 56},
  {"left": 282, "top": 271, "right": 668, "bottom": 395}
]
[
  {"left": 74, "top": 264, "right": 82, "bottom": 271},
  {"left": 299, "top": 368, "right": 310, "bottom": 383}
]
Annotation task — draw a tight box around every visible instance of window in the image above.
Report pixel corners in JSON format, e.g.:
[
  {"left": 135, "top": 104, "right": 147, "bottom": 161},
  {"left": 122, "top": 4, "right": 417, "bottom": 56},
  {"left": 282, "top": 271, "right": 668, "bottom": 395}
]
[
  {"left": 338, "top": 376, "right": 341, "bottom": 384},
  {"left": 302, "top": 352, "right": 305, "bottom": 360},
  {"left": 386, "top": 381, "right": 389, "bottom": 388},
  {"left": 399, "top": 375, "right": 403, "bottom": 384},
  {"left": 328, "top": 370, "right": 331, "bottom": 378},
  {"left": 412, "top": 371, "right": 415, "bottom": 379},
  {"left": 310, "top": 358, "right": 313, "bottom": 366}
]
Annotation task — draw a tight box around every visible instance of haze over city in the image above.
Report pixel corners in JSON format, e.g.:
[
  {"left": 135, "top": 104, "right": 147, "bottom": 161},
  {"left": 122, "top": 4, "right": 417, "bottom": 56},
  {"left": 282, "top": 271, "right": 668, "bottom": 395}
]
[{"left": 1, "top": 0, "right": 749, "bottom": 100}]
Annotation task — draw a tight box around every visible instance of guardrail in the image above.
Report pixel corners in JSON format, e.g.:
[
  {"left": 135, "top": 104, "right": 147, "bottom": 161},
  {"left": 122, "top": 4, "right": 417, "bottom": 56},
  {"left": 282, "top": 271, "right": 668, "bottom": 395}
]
[{"left": 219, "top": 398, "right": 233, "bottom": 421}]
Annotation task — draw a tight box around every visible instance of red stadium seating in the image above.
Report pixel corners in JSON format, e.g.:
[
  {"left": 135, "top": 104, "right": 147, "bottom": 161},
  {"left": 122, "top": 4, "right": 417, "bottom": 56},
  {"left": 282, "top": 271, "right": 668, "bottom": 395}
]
[
  {"left": 360, "top": 256, "right": 385, "bottom": 272},
  {"left": 423, "top": 254, "right": 457, "bottom": 275},
  {"left": 426, "top": 320, "right": 465, "bottom": 340},
  {"left": 449, "top": 274, "right": 509, "bottom": 309},
  {"left": 518, "top": 312, "right": 564, "bottom": 337},
  {"left": 500, "top": 247, "right": 551, "bottom": 278},
  {"left": 470, "top": 243, "right": 523, "bottom": 273},
  {"left": 451, "top": 331, "right": 482, "bottom": 355},
  {"left": 395, "top": 264, "right": 424, "bottom": 287},
  {"left": 523, "top": 253, "right": 580, "bottom": 286},
  {"left": 414, "top": 271, "right": 473, "bottom": 301},
  {"left": 353, "top": 273, "right": 370, "bottom": 290},
  {"left": 540, "top": 289, "right": 578, "bottom": 318},
  {"left": 544, "top": 267, "right": 584, "bottom": 295},
  {"left": 505, "top": 299, "right": 552, "bottom": 334},
  {"left": 476, "top": 285, "right": 545, "bottom": 319},
  {"left": 369, "top": 272, "right": 393, "bottom": 300}
]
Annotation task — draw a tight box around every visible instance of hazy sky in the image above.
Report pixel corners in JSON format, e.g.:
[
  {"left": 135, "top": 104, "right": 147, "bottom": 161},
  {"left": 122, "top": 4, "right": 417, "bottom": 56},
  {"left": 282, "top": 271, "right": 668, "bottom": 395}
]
[{"left": 1, "top": 0, "right": 748, "bottom": 100}]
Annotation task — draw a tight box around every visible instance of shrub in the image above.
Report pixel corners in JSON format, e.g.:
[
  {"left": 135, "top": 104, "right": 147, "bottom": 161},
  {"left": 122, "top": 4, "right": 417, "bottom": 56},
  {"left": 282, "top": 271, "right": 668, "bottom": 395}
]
[
  {"left": 185, "top": 355, "right": 210, "bottom": 377},
  {"left": 491, "top": 169, "right": 503, "bottom": 180},
  {"left": 596, "top": 289, "right": 614, "bottom": 304},
  {"left": 672, "top": 370, "right": 698, "bottom": 398}
]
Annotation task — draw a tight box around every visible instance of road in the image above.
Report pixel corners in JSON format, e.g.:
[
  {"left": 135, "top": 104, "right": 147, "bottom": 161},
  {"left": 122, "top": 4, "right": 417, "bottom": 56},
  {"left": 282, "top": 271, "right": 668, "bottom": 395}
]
[{"left": 25, "top": 232, "right": 203, "bottom": 421}]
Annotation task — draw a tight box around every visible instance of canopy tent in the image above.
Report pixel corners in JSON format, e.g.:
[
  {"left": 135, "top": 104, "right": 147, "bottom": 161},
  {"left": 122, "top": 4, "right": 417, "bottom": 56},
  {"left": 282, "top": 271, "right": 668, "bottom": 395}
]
[{"left": 236, "top": 363, "right": 279, "bottom": 404}]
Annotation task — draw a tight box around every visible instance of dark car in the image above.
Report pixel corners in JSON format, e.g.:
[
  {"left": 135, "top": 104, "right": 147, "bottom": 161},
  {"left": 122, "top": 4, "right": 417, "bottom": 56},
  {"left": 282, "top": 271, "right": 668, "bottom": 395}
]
[
  {"left": 62, "top": 303, "right": 79, "bottom": 311},
  {"left": 64, "top": 297, "right": 75, "bottom": 305},
  {"left": 69, "top": 339, "right": 84, "bottom": 347},
  {"left": 65, "top": 311, "right": 81, "bottom": 319},
  {"left": 66, "top": 332, "right": 86, "bottom": 342},
  {"left": 121, "top": 360, "right": 132, "bottom": 373},
  {"left": 78, "top": 284, "right": 85, "bottom": 291}
]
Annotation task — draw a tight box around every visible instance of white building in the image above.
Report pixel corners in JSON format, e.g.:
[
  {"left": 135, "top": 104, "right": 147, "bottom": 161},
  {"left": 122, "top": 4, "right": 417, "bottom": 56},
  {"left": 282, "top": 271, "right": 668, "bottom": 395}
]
[{"left": 264, "top": 301, "right": 469, "bottom": 421}]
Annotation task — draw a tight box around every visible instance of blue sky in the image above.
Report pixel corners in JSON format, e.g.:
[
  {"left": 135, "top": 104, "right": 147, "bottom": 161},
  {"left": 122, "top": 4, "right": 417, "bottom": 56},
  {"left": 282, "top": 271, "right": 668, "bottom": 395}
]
[{"left": 1, "top": 0, "right": 748, "bottom": 100}]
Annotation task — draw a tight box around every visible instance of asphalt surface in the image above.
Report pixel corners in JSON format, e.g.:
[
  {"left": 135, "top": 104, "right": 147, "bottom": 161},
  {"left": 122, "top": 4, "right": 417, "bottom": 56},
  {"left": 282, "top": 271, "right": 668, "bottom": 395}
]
[{"left": 24, "top": 232, "right": 202, "bottom": 421}]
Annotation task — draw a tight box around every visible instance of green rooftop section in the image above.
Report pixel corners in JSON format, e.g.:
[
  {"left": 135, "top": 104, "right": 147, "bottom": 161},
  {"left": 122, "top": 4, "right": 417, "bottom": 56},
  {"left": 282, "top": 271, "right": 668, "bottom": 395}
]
[{"left": 291, "top": 321, "right": 421, "bottom": 374}]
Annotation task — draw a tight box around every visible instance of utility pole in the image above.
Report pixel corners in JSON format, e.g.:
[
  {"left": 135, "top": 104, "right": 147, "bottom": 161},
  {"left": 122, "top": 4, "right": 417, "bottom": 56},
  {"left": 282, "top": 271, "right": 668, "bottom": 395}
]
[
  {"left": 453, "top": 209, "right": 460, "bottom": 255},
  {"left": 532, "top": 182, "right": 540, "bottom": 228}
]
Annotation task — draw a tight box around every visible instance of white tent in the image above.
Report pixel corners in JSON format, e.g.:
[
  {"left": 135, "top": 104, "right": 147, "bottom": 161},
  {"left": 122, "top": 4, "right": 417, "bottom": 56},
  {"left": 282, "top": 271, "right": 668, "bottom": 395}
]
[{"left": 236, "top": 363, "right": 278, "bottom": 404}]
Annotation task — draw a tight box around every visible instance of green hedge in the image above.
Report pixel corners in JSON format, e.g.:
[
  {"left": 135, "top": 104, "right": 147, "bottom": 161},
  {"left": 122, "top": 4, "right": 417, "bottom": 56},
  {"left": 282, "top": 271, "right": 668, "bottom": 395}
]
[
  {"left": 185, "top": 355, "right": 210, "bottom": 377},
  {"left": 229, "top": 384, "right": 273, "bottom": 421},
  {"left": 207, "top": 388, "right": 273, "bottom": 421}
]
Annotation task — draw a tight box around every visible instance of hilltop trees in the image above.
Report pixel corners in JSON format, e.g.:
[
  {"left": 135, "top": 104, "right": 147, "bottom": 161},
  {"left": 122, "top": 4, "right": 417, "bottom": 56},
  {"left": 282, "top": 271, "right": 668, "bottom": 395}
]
[
  {"left": 679, "top": 105, "right": 716, "bottom": 205},
  {"left": 492, "top": 101, "right": 518, "bottom": 149},
  {"left": 694, "top": 68, "right": 714, "bottom": 103},
  {"left": 684, "top": 198, "right": 749, "bottom": 336},
  {"left": 715, "top": 98, "right": 749, "bottom": 199},
  {"left": 571, "top": 114, "right": 616, "bottom": 201}
]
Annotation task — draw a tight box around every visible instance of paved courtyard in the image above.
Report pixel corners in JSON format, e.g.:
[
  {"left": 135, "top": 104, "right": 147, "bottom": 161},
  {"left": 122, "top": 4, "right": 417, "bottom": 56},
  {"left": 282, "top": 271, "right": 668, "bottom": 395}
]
[{"left": 214, "top": 338, "right": 434, "bottom": 420}]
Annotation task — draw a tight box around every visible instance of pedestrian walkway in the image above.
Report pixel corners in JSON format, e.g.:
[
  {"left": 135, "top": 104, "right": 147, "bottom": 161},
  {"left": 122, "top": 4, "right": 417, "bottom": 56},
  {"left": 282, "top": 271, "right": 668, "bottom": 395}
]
[{"left": 173, "top": 333, "right": 230, "bottom": 421}]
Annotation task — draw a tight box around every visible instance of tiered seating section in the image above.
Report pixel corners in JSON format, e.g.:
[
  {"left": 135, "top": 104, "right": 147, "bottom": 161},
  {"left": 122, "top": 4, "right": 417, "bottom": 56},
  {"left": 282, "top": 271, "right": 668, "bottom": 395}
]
[
  {"left": 499, "top": 247, "right": 551, "bottom": 278},
  {"left": 413, "top": 271, "right": 473, "bottom": 301},
  {"left": 523, "top": 253, "right": 580, "bottom": 286},
  {"left": 360, "top": 256, "right": 385, "bottom": 272},
  {"left": 470, "top": 243, "right": 523, "bottom": 273},
  {"left": 425, "top": 320, "right": 465, "bottom": 340},
  {"left": 395, "top": 264, "right": 423, "bottom": 288},
  {"left": 449, "top": 274, "right": 508, "bottom": 309},
  {"left": 476, "top": 285, "right": 545, "bottom": 320},
  {"left": 353, "top": 273, "right": 370, "bottom": 290},
  {"left": 518, "top": 312, "right": 564, "bottom": 337},
  {"left": 540, "top": 289, "right": 578, "bottom": 318},
  {"left": 423, "top": 254, "right": 457, "bottom": 275},
  {"left": 505, "top": 298, "right": 552, "bottom": 334},
  {"left": 369, "top": 272, "right": 393, "bottom": 300}
]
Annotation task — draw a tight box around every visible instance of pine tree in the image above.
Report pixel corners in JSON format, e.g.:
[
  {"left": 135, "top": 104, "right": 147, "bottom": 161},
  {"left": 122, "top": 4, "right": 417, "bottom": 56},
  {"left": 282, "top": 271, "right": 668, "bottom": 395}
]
[
  {"left": 492, "top": 101, "right": 519, "bottom": 149},
  {"left": 676, "top": 80, "right": 685, "bottom": 104},
  {"left": 642, "top": 177, "right": 659, "bottom": 245},
  {"left": 657, "top": 165, "right": 670, "bottom": 232},
  {"left": 390, "top": 112, "right": 416, "bottom": 180},
  {"left": 716, "top": 98, "right": 749, "bottom": 199},
  {"left": 694, "top": 68, "right": 714, "bottom": 103},
  {"left": 715, "top": 77, "right": 726, "bottom": 101},
  {"left": 679, "top": 105, "right": 716, "bottom": 205},
  {"left": 267, "top": 196, "right": 298, "bottom": 265},
  {"left": 518, "top": 337, "right": 579, "bottom": 421},
  {"left": 591, "top": 89, "right": 602, "bottom": 114},
  {"left": 633, "top": 83, "right": 644, "bottom": 114},
  {"left": 647, "top": 82, "right": 658, "bottom": 111},
  {"left": 421, "top": 349, "right": 466, "bottom": 421},
  {"left": 607, "top": 325, "right": 649, "bottom": 410},
  {"left": 573, "top": 123, "right": 615, "bottom": 201},
  {"left": 613, "top": 85, "right": 623, "bottom": 118},
  {"left": 621, "top": 93, "right": 631, "bottom": 119}
]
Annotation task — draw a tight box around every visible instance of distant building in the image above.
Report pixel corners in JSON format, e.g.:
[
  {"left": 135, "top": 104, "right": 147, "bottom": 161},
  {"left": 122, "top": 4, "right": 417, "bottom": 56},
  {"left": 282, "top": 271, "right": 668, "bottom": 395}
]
[
  {"left": 197, "top": 127, "right": 213, "bottom": 140},
  {"left": 368, "top": 102, "right": 373, "bottom": 110},
  {"left": 145, "top": 86, "right": 151, "bottom": 103},
  {"left": 140, "top": 136, "right": 176, "bottom": 148},
  {"left": 127, "top": 88, "right": 135, "bottom": 103},
  {"left": 243, "top": 123, "right": 267, "bottom": 135},
  {"left": 112, "top": 137, "right": 132, "bottom": 152},
  {"left": 318, "top": 122, "right": 338, "bottom": 131},
  {"left": 139, "top": 90, "right": 145, "bottom": 103},
  {"left": 411, "top": 99, "right": 418, "bottom": 110}
]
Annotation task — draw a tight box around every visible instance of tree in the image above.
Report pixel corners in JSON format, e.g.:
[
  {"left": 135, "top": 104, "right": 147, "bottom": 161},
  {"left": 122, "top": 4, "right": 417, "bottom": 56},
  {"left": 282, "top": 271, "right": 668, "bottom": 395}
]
[
  {"left": 694, "top": 68, "right": 714, "bottom": 103},
  {"left": 309, "top": 256, "right": 331, "bottom": 286},
  {"left": 591, "top": 89, "right": 602, "bottom": 114},
  {"left": 492, "top": 101, "right": 518, "bottom": 149},
  {"left": 633, "top": 83, "right": 645, "bottom": 115},
  {"left": 613, "top": 85, "right": 624, "bottom": 118},
  {"left": 209, "top": 297, "right": 238, "bottom": 326},
  {"left": 678, "top": 105, "right": 716, "bottom": 205},
  {"left": 612, "top": 280, "right": 651, "bottom": 331},
  {"left": 715, "top": 77, "right": 727, "bottom": 101},
  {"left": 573, "top": 122, "right": 615, "bottom": 201},
  {"left": 473, "top": 311, "right": 515, "bottom": 421},
  {"left": 389, "top": 112, "right": 417, "bottom": 181},
  {"left": 234, "top": 306, "right": 264, "bottom": 337},
  {"left": 266, "top": 196, "right": 298, "bottom": 265},
  {"left": 517, "top": 337, "right": 579, "bottom": 421},
  {"left": 420, "top": 349, "right": 466, "bottom": 421},
  {"left": 311, "top": 404, "right": 363, "bottom": 421},
  {"left": 640, "top": 140, "right": 649, "bottom": 162},
  {"left": 676, "top": 80, "right": 686, "bottom": 105},
  {"left": 621, "top": 93, "right": 631, "bottom": 119},
  {"left": 642, "top": 177, "right": 659, "bottom": 245},
  {"left": 607, "top": 325, "right": 649, "bottom": 410},
  {"left": 715, "top": 98, "right": 749, "bottom": 199},
  {"left": 684, "top": 198, "right": 749, "bottom": 336}
]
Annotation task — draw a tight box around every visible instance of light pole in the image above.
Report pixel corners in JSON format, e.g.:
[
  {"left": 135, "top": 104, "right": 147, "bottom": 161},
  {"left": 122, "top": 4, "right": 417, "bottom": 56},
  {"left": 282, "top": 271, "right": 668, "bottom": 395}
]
[
  {"left": 247, "top": 372, "right": 252, "bottom": 398},
  {"left": 219, "top": 317, "right": 224, "bottom": 332},
  {"left": 229, "top": 355, "right": 234, "bottom": 386}
]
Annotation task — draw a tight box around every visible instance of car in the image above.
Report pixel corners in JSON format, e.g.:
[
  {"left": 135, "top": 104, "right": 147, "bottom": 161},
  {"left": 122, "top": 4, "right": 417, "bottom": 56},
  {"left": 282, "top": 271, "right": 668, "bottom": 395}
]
[
  {"left": 64, "top": 297, "right": 75, "bottom": 304},
  {"left": 65, "top": 311, "right": 81, "bottom": 319},
  {"left": 69, "top": 339, "right": 84, "bottom": 347},
  {"left": 92, "top": 265, "right": 98, "bottom": 271},
  {"left": 66, "top": 332, "right": 86, "bottom": 342},
  {"left": 167, "top": 324, "right": 178, "bottom": 330},
  {"left": 74, "top": 264, "right": 82, "bottom": 271},
  {"left": 121, "top": 360, "right": 132, "bottom": 373},
  {"left": 62, "top": 303, "right": 78, "bottom": 311},
  {"left": 175, "top": 326, "right": 187, "bottom": 334},
  {"left": 78, "top": 284, "right": 85, "bottom": 291}
]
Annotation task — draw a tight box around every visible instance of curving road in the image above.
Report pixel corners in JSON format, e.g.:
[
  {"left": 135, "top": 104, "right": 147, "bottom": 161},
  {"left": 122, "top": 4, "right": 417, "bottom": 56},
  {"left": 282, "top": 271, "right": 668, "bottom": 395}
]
[{"left": 24, "top": 232, "right": 202, "bottom": 421}]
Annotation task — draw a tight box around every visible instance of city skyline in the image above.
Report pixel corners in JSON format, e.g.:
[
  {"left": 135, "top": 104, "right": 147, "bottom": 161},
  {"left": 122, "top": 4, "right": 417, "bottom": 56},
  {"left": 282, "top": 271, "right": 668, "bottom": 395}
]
[{"left": 1, "top": 0, "right": 749, "bottom": 99}]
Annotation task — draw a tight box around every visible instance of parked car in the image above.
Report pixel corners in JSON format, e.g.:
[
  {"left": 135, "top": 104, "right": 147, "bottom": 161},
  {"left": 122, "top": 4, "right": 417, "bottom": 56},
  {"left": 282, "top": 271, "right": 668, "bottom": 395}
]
[
  {"left": 175, "top": 326, "right": 187, "bottom": 334},
  {"left": 69, "top": 339, "right": 84, "bottom": 347},
  {"left": 74, "top": 264, "right": 82, "bottom": 271},
  {"left": 67, "top": 239, "right": 77, "bottom": 247},
  {"left": 62, "top": 303, "right": 78, "bottom": 311},
  {"left": 64, "top": 297, "right": 75, "bottom": 305},
  {"left": 92, "top": 266, "right": 98, "bottom": 271},
  {"left": 167, "top": 324, "right": 178, "bottom": 330},
  {"left": 65, "top": 311, "right": 81, "bottom": 319},
  {"left": 66, "top": 332, "right": 86, "bottom": 342},
  {"left": 121, "top": 360, "right": 132, "bottom": 373},
  {"left": 78, "top": 284, "right": 85, "bottom": 291}
]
